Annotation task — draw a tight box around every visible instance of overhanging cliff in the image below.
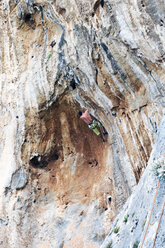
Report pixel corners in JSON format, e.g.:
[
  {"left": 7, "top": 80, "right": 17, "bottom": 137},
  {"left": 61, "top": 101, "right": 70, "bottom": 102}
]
[{"left": 0, "top": 0, "right": 164, "bottom": 247}]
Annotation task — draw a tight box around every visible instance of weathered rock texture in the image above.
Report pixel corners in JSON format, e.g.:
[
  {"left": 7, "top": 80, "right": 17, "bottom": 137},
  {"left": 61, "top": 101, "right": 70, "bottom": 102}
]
[
  {"left": 0, "top": 0, "right": 164, "bottom": 247},
  {"left": 101, "top": 116, "right": 165, "bottom": 248}
]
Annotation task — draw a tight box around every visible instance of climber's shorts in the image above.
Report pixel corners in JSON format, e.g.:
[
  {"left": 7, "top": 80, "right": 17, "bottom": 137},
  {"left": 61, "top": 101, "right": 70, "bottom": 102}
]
[{"left": 88, "top": 120, "right": 102, "bottom": 135}]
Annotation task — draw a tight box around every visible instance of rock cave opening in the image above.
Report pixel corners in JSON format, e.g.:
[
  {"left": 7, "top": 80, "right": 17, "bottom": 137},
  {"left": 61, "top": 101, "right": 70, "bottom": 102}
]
[
  {"left": 24, "top": 13, "right": 31, "bottom": 22},
  {"left": 22, "top": 96, "right": 115, "bottom": 244},
  {"left": 21, "top": 94, "right": 114, "bottom": 244}
]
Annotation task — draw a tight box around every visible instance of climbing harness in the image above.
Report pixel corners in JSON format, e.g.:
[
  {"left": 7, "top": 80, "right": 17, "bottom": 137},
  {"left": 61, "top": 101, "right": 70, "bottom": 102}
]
[
  {"left": 88, "top": 120, "right": 102, "bottom": 135},
  {"left": 1, "top": 0, "right": 23, "bottom": 26},
  {"left": 140, "top": 159, "right": 165, "bottom": 248}
]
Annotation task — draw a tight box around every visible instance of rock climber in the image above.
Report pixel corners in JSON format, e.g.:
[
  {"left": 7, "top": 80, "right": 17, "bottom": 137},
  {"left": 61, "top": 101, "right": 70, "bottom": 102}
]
[{"left": 78, "top": 107, "right": 107, "bottom": 142}]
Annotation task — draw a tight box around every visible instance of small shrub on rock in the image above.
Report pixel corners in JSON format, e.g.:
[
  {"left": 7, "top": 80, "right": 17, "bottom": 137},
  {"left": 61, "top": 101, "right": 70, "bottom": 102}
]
[
  {"left": 123, "top": 214, "right": 129, "bottom": 223},
  {"left": 113, "top": 226, "right": 120, "bottom": 233},
  {"left": 151, "top": 158, "right": 165, "bottom": 180},
  {"left": 105, "top": 240, "right": 113, "bottom": 248},
  {"left": 142, "top": 218, "right": 147, "bottom": 230},
  {"left": 132, "top": 241, "right": 139, "bottom": 248}
]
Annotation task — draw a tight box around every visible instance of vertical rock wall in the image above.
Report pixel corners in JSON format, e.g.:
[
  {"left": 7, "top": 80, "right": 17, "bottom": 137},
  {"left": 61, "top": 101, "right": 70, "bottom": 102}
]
[
  {"left": 101, "top": 116, "right": 165, "bottom": 248},
  {"left": 0, "top": 0, "right": 164, "bottom": 247}
]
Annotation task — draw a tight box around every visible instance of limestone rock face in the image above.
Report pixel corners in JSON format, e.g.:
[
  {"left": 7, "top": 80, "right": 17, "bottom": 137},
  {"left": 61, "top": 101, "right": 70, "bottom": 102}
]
[
  {"left": 101, "top": 117, "right": 165, "bottom": 248},
  {"left": 0, "top": 0, "right": 164, "bottom": 247}
]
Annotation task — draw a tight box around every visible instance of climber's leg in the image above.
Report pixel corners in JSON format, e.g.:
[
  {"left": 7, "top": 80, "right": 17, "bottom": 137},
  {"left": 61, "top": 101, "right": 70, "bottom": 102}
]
[
  {"left": 88, "top": 120, "right": 107, "bottom": 142},
  {"left": 88, "top": 121, "right": 100, "bottom": 135},
  {"left": 96, "top": 121, "right": 107, "bottom": 142}
]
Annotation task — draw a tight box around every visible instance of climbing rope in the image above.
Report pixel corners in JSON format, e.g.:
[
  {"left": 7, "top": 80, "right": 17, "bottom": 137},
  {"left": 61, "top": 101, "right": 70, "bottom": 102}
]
[
  {"left": 152, "top": 202, "right": 165, "bottom": 248},
  {"left": 0, "top": 1, "right": 164, "bottom": 245},
  {"left": 1, "top": 0, "right": 23, "bottom": 26},
  {"left": 140, "top": 159, "right": 165, "bottom": 248}
]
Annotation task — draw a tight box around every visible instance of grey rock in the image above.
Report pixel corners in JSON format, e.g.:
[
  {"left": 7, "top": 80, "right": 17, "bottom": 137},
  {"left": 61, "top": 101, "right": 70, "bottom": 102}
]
[
  {"left": 11, "top": 169, "right": 28, "bottom": 190},
  {"left": 0, "top": 218, "right": 8, "bottom": 226}
]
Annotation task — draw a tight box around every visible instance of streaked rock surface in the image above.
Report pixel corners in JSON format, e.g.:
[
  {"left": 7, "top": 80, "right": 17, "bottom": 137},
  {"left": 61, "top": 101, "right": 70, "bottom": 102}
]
[
  {"left": 0, "top": 0, "right": 164, "bottom": 247},
  {"left": 101, "top": 116, "right": 165, "bottom": 248}
]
